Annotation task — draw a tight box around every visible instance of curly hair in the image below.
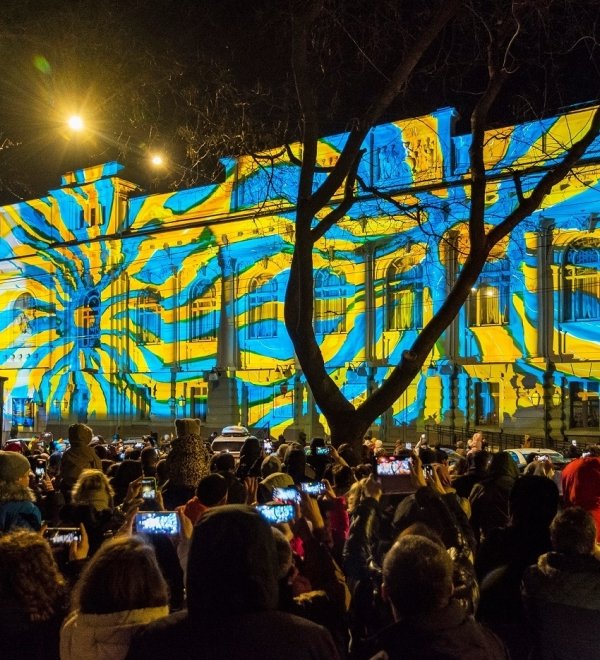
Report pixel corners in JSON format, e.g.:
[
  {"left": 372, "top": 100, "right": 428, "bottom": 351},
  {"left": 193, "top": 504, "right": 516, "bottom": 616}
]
[
  {"left": 0, "top": 531, "right": 66, "bottom": 622},
  {"left": 71, "top": 469, "right": 114, "bottom": 509}
]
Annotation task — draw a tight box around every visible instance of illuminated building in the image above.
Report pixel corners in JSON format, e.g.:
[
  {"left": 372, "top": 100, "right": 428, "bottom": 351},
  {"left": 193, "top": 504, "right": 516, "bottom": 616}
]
[{"left": 1, "top": 104, "right": 600, "bottom": 445}]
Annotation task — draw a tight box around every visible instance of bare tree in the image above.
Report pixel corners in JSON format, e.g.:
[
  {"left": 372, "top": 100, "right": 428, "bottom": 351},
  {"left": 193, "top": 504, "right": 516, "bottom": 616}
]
[{"left": 283, "top": 0, "right": 600, "bottom": 447}]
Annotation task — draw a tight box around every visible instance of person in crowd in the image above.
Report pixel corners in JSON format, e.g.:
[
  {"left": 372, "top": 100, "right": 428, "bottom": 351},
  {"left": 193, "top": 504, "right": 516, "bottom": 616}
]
[
  {"left": 61, "top": 535, "right": 170, "bottom": 660},
  {"left": 284, "top": 443, "right": 315, "bottom": 484},
  {"left": 0, "top": 530, "right": 70, "bottom": 660},
  {"left": 306, "top": 437, "right": 331, "bottom": 481},
  {"left": 181, "top": 473, "right": 228, "bottom": 525},
  {"left": 163, "top": 418, "right": 210, "bottom": 509},
  {"left": 475, "top": 475, "right": 559, "bottom": 660},
  {"left": 236, "top": 436, "right": 263, "bottom": 480},
  {"left": 209, "top": 451, "right": 247, "bottom": 504},
  {"left": 260, "top": 454, "right": 282, "bottom": 478},
  {"left": 468, "top": 431, "right": 484, "bottom": 454},
  {"left": 126, "top": 505, "right": 340, "bottom": 659},
  {"left": 59, "top": 469, "right": 124, "bottom": 555},
  {"left": 343, "top": 475, "right": 385, "bottom": 644},
  {"left": 257, "top": 471, "right": 295, "bottom": 504},
  {"left": 561, "top": 449, "right": 600, "bottom": 541},
  {"left": 0, "top": 450, "right": 41, "bottom": 532},
  {"left": 452, "top": 449, "right": 490, "bottom": 499},
  {"left": 469, "top": 451, "right": 520, "bottom": 544},
  {"left": 522, "top": 507, "right": 600, "bottom": 660},
  {"left": 360, "top": 534, "right": 508, "bottom": 659},
  {"left": 110, "top": 454, "right": 143, "bottom": 506},
  {"left": 58, "top": 424, "right": 102, "bottom": 501},
  {"left": 523, "top": 455, "right": 555, "bottom": 479}
]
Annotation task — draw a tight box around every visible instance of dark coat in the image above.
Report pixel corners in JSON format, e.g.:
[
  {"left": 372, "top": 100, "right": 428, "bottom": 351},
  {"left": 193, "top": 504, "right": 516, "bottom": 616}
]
[
  {"left": 58, "top": 442, "right": 102, "bottom": 495},
  {"left": 522, "top": 551, "right": 600, "bottom": 660},
  {"left": 359, "top": 600, "right": 508, "bottom": 660},
  {"left": 125, "top": 609, "right": 340, "bottom": 660}
]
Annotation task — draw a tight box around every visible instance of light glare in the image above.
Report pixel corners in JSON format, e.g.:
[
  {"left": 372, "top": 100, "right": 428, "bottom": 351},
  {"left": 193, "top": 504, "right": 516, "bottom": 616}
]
[{"left": 68, "top": 115, "right": 84, "bottom": 131}]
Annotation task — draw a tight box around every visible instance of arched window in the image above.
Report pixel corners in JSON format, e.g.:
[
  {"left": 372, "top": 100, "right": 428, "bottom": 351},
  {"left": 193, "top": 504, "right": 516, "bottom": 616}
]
[
  {"left": 79, "top": 290, "right": 100, "bottom": 348},
  {"left": 467, "top": 259, "right": 510, "bottom": 327},
  {"left": 13, "top": 293, "right": 34, "bottom": 335},
  {"left": 248, "top": 276, "right": 278, "bottom": 339},
  {"left": 137, "top": 288, "right": 162, "bottom": 344},
  {"left": 189, "top": 283, "right": 217, "bottom": 341},
  {"left": 315, "top": 270, "right": 347, "bottom": 335},
  {"left": 386, "top": 261, "right": 423, "bottom": 330},
  {"left": 564, "top": 242, "right": 600, "bottom": 321}
]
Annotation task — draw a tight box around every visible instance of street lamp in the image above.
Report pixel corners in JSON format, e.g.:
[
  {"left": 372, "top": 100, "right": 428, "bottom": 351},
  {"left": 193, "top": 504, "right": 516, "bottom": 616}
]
[{"left": 67, "top": 115, "right": 84, "bottom": 132}]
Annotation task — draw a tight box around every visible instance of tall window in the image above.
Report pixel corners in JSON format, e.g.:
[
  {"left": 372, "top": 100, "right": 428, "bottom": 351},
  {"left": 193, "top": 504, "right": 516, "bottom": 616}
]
[
  {"left": 248, "top": 276, "right": 278, "bottom": 338},
  {"left": 467, "top": 260, "right": 510, "bottom": 326},
  {"left": 475, "top": 381, "right": 500, "bottom": 425},
  {"left": 315, "top": 270, "right": 347, "bottom": 334},
  {"left": 386, "top": 261, "right": 423, "bottom": 330},
  {"left": 137, "top": 288, "right": 161, "bottom": 344},
  {"left": 569, "top": 381, "right": 599, "bottom": 429},
  {"left": 13, "top": 293, "right": 34, "bottom": 335},
  {"left": 189, "top": 283, "right": 217, "bottom": 341},
  {"left": 79, "top": 290, "right": 100, "bottom": 348},
  {"left": 564, "top": 242, "right": 600, "bottom": 321}
]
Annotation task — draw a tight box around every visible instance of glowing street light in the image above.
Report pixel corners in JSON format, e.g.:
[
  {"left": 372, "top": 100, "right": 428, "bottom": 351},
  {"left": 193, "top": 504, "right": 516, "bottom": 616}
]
[
  {"left": 150, "top": 153, "right": 165, "bottom": 167},
  {"left": 67, "top": 115, "right": 84, "bottom": 132}
]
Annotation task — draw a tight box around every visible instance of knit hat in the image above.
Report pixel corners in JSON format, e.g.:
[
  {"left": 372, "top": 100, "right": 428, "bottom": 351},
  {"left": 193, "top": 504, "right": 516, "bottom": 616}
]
[
  {"left": 0, "top": 450, "right": 31, "bottom": 482},
  {"left": 175, "top": 418, "right": 201, "bottom": 437},
  {"left": 68, "top": 423, "right": 93, "bottom": 447},
  {"left": 260, "top": 471, "right": 294, "bottom": 491}
]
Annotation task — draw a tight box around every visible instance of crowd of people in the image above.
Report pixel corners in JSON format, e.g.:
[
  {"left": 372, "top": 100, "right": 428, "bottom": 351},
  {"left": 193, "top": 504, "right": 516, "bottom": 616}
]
[{"left": 1, "top": 420, "right": 600, "bottom": 659}]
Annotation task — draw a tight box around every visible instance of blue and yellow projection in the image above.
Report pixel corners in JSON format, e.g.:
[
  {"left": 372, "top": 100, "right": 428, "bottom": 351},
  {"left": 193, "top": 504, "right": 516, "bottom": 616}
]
[{"left": 1, "top": 104, "right": 600, "bottom": 443}]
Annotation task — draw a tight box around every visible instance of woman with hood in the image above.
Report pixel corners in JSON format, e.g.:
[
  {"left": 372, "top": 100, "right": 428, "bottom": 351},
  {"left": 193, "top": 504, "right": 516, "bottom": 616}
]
[
  {"left": 469, "top": 451, "right": 520, "bottom": 544},
  {"left": 58, "top": 424, "right": 102, "bottom": 502},
  {"left": 236, "top": 436, "right": 263, "bottom": 480},
  {"left": 0, "top": 450, "right": 41, "bottom": 532}
]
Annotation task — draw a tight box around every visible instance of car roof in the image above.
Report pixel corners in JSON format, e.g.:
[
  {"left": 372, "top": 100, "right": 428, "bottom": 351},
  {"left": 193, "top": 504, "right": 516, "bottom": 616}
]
[{"left": 221, "top": 425, "right": 249, "bottom": 434}]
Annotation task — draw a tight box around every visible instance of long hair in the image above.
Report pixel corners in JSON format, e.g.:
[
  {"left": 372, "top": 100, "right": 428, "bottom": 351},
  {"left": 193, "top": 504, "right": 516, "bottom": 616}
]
[
  {"left": 72, "top": 535, "right": 168, "bottom": 614},
  {"left": 0, "top": 531, "right": 66, "bottom": 622},
  {"left": 71, "top": 469, "right": 114, "bottom": 510}
]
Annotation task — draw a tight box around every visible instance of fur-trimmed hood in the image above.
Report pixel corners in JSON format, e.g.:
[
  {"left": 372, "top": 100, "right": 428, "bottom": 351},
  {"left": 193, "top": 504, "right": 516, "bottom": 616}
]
[
  {"left": 535, "top": 551, "right": 600, "bottom": 578},
  {"left": 0, "top": 481, "right": 35, "bottom": 503}
]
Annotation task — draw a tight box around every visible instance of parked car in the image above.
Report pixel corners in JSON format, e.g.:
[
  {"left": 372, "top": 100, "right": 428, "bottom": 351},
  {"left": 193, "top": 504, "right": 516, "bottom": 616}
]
[
  {"left": 503, "top": 447, "right": 571, "bottom": 471},
  {"left": 210, "top": 425, "right": 253, "bottom": 457},
  {"left": 504, "top": 447, "right": 571, "bottom": 494}
]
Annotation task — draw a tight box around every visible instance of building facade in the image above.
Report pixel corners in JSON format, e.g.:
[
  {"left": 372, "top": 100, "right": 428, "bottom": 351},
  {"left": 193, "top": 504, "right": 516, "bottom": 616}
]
[{"left": 1, "top": 104, "right": 600, "bottom": 445}]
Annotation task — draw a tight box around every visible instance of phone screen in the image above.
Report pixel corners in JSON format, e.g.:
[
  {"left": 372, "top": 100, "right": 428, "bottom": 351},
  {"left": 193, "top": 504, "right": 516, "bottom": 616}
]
[
  {"left": 300, "top": 481, "right": 326, "bottom": 496},
  {"left": 140, "top": 478, "right": 157, "bottom": 500},
  {"left": 135, "top": 511, "right": 180, "bottom": 536},
  {"left": 44, "top": 527, "right": 81, "bottom": 546},
  {"left": 315, "top": 446, "right": 331, "bottom": 456},
  {"left": 272, "top": 487, "right": 301, "bottom": 504},
  {"left": 376, "top": 457, "right": 410, "bottom": 476},
  {"left": 256, "top": 504, "right": 295, "bottom": 524}
]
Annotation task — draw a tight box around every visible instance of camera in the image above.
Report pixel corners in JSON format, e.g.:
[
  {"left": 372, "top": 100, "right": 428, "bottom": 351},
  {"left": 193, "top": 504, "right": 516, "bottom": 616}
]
[
  {"left": 135, "top": 511, "right": 180, "bottom": 536},
  {"left": 256, "top": 504, "right": 296, "bottom": 525},
  {"left": 300, "top": 481, "right": 326, "bottom": 496}
]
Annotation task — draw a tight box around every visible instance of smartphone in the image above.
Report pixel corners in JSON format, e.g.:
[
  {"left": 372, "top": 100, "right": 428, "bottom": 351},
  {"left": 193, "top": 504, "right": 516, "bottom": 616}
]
[
  {"left": 376, "top": 457, "right": 410, "bottom": 476},
  {"left": 44, "top": 527, "right": 81, "bottom": 547},
  {"left": 300, "top": 481, "right": 326, "bottom": 496},
  {"left": 272, "top": 486, "right": 301, "bottom": 504},
  {"left": 34, "top": 460, "right": 47, "bottom": 479},
  {"left": 140, "top": 477, "right": 157, "bottom": 500},
  {"left": 256, "top": 504, "right": 296, "bottom": 525},
  {"left": 315, "top": 446, "right": 331, "bottom": 456},
  {"left": 135, "top": 511, "right": 180, "bottom": 536},
  {"left": 263, "top": 440, "right": 274, "bottom": 455}
]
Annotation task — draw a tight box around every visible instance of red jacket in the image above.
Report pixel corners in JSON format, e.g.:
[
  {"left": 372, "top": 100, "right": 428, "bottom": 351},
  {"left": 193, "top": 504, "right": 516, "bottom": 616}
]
[{"left": 561, "top": 456, "right": 600, "bottom": 540}]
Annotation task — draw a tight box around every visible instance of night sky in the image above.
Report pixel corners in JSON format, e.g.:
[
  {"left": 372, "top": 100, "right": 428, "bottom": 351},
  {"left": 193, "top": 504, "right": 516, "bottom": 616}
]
[{"left": 0, "top": 0, "right": 598, "bottom": 204}]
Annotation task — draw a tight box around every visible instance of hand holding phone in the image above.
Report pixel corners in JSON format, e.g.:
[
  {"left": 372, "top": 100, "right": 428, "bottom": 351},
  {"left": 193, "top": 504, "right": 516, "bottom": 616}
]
[
  {"left": 256, "top": 504, "right": 295, "bottom": 524},
  {"left": 299, "top": 481, "right": 326, "bottom": 497},
  {"left": 273, "top": 486, "right": 301, "bottom": 504},
  {"left": 140, "top": 477, "right": 157, "bottom": 500},
  {"left": 135, "top": 511, "right": 180, "bottom": 536}
]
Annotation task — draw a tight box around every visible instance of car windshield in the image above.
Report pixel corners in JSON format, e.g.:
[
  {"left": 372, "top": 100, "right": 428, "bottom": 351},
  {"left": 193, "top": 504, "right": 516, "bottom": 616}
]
[{"left": 211, "top": 440, "right": 245, "bottom": 452}]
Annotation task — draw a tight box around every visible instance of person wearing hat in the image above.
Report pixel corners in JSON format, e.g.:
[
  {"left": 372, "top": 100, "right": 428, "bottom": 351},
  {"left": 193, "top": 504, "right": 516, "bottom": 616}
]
[
  {"left": 0, "top": 450, "right": 42, "bottom": 532},
  {"left": 58, "top": 424, "right": 102, "bottom": 501},
  {"left": 163, "top": 418, "right": 210, "bottom": 509}
]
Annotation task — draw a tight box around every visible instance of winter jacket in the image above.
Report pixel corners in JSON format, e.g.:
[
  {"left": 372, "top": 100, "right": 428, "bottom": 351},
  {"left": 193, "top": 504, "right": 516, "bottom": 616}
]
[
  {"left": 0, "top": 481, "right": 42, "bottom": 532},
  {"left": 522, "top": 551, "right": 600, "bottom": 659},
  {"left": 359, "top": 600, "right": 508, "bottom": 660},
  {"left": 165, "top": 433, "right": 210, "bottom": 488},
  {"left": 60, "top": 605, "right": 169, "bottom": 660},
  {"left": 58, "top": 443, "right": 102, "bottom": 495}
]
